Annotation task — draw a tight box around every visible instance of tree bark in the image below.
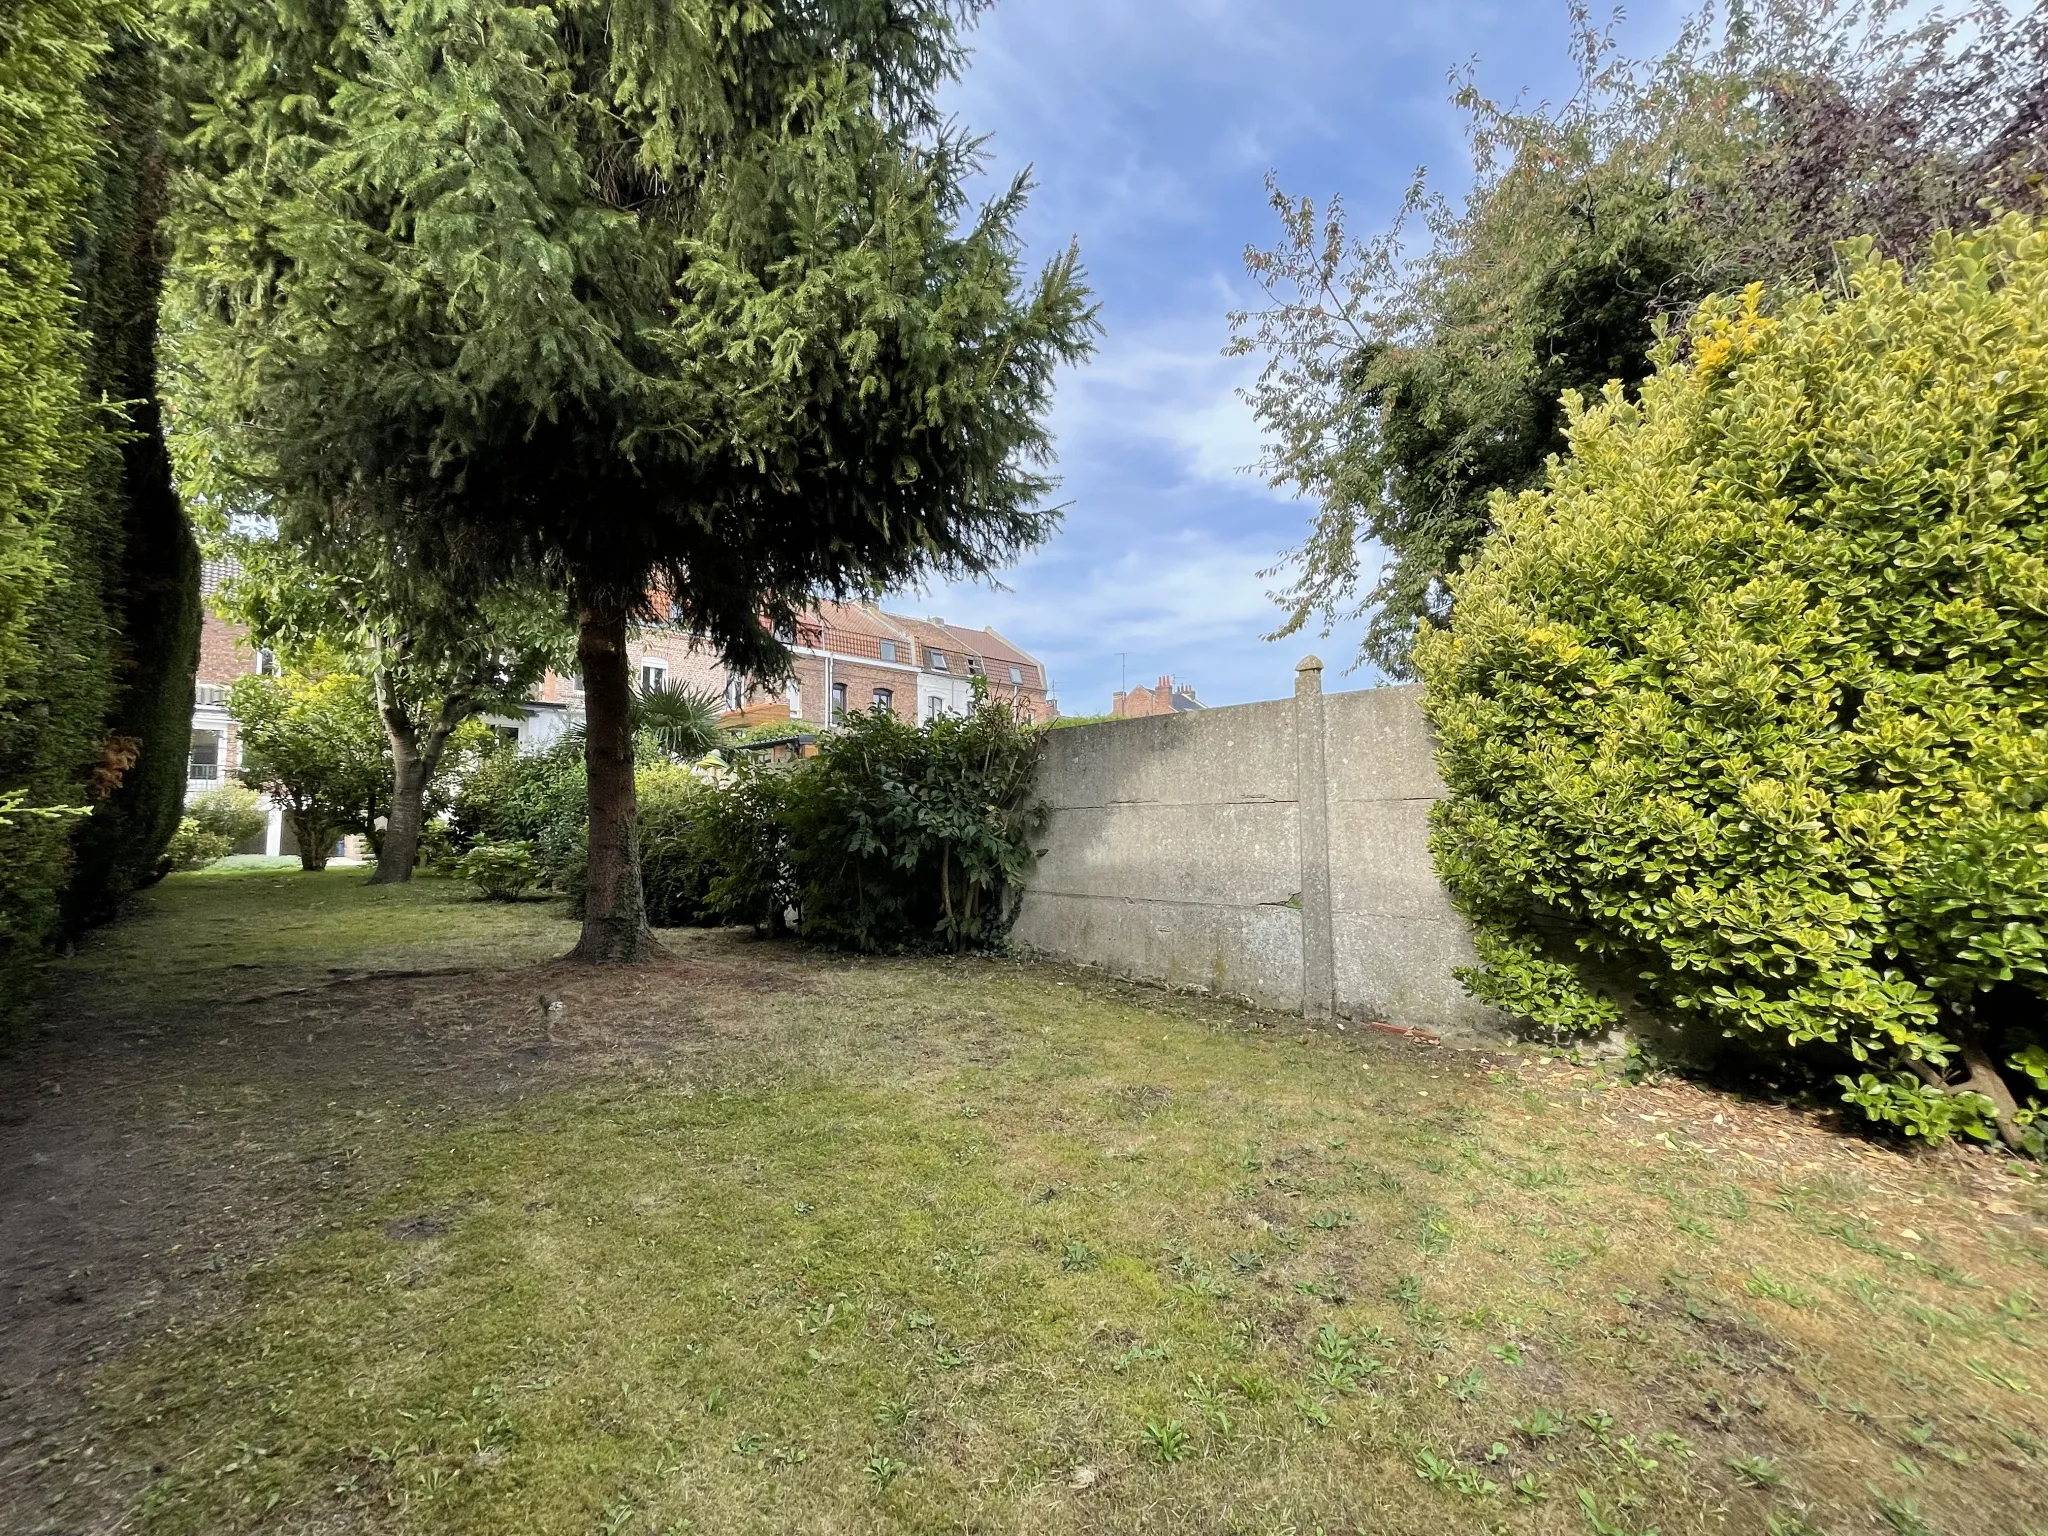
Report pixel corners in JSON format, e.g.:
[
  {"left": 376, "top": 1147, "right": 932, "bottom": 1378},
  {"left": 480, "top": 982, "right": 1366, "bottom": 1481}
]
[
  {"left": 291, "top": 809, "right": 331, "bottom": 872},
  {"left": 372, "top": 748, "right": 429, "bottom": 884},
  {"left": 571, "top": 598, "right": 657, "bottom": 962},
  {"left": 368, "top": 667, "right": 467, "bottom": 886}
]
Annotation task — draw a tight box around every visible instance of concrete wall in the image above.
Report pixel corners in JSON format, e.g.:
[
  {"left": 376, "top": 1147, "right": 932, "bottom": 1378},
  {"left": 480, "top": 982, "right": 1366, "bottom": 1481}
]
[{"left": 1012, "top": 665, "right": 1507, "bottom": 1043}]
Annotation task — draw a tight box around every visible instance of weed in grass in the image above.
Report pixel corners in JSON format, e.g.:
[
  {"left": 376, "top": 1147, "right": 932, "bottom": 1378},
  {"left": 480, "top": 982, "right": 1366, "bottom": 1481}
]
[
  {"left": 1746, "top": 1269, "right": 1819, "bottom": 1309},
  {"left": 1293, "top": 1395, "right": 1333, "bottom": 1428},
  {"left": 1578, "top": 1488, "right": 1657, "bottom": 1536},
  {"left": 1110, "top": 1342, "right": 1171, "bottom": 1374},
  {"left": 1414, "top": 1451, "right": 1455, "bottom": 1486},
  {"left": 1437, "top": 1367, "right": 1485, "bottom": 1403},
  {"left": 903, "top": 1309, "right": 935, "bottom": 1331},
  {"left": 1307, "top": 1209, "right": 1352, "bottom": 1230},
  {"left": 1513, "top": 1406, "right": 1565, "bottom": 1440},
  {"left": 1725, "top": 1453, "right": 1785, "bottom": 1489},
  {"left": 1228, "top": 1249, "right": 1263, "bottom": 1274},
  {"left": 1873, "top": 1491, "right": 1936, "bottom": 1536},
  {"left": 1060, "top": 1241, "right": 1099, "bottom": 1271},
  {"left": 865, "top": 1453, "right": 902, "bottom": 1489},
  {"left": 1513, "top": 1471, "right": 1547, "bottom": 1502},
  {"left": 1143, "top": 1418, "right": 1191, "bottom": 1464},
  {"left": 1491, "top": 1341, "right": 1524, "bottom": 1365},
  {"left": 872, "top": 1395, "right": 913, "bottom": 1428}
]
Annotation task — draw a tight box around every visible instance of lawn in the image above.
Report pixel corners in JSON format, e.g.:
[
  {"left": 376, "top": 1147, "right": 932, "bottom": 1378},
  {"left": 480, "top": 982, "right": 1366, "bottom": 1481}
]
[{"left": 10, "top": 869, "right": 2048, "bottom": 1535}]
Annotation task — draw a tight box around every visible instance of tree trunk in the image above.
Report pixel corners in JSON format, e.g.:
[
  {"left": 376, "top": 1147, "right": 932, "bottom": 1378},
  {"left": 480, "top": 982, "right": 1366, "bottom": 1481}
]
[
  {"left": 291, "top": 810, "right": 331, "bottom": 872},
  {"left": 371, "top": 749, "right": 429, "bottom": 884},
  {"left": 1954, "top": 1009, "right": 2027, "bottom": 1153},
  {"left": 571, "top": 599, "right": 657, "bottom": 962}
]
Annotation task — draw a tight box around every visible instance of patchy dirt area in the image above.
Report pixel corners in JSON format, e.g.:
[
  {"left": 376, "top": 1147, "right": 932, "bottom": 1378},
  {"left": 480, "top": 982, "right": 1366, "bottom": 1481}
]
[{"left": 0, "top": 876, "right": 827, "bottom": 1533}]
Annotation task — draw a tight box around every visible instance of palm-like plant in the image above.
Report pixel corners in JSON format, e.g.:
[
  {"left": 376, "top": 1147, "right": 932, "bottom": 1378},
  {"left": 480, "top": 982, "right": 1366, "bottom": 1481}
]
[{"left": 633, "top": 681, "right": 727, "bottom": 762}]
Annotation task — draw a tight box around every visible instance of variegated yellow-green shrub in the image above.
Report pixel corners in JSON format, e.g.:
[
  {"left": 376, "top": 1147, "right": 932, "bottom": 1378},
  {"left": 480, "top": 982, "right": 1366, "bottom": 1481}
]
[{"left": 1417, "top": 217, "right": 2048, "bottom": 1150}]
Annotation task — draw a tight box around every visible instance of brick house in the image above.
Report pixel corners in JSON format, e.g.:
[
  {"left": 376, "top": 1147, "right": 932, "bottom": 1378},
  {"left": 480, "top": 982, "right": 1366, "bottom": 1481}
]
[
  {"left": 192, "top": 557, "right": 1054, "bottom": 806},
  {"left": 1112, "top": 675, "right": 1203, "bottom": 719},
  {"left": 189, "top": 559, "right": 291, "bottom": 854},
  {"left": 500, "top": 598, "right": 1054, "bottom": 747}
]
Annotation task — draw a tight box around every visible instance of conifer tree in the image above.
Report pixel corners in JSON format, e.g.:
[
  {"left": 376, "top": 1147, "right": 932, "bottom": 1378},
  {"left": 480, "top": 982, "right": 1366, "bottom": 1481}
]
[{"left": 166, "top": 0, "right": 1095, "bottom": 960}]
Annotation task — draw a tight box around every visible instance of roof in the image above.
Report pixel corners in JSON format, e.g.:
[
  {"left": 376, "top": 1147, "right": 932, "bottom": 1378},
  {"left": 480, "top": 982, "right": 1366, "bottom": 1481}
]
[{"left": 880, "top": 611, "right": 1041, "bottom": 675}]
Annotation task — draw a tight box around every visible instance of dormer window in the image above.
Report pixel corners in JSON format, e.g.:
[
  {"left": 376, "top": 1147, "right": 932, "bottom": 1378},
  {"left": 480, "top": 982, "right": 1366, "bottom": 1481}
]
[
  {"left": 928, "top": 650, "right": 948, "bottom": 672},
  {"left": 879, "top": 639, "right": 898, "bottom": 663},
  {"left": 1009, "top": 665, "right": 1024, "bottom": 685},
  {"left": 965, "top": 655, "right": 984, "bottom": 676}
]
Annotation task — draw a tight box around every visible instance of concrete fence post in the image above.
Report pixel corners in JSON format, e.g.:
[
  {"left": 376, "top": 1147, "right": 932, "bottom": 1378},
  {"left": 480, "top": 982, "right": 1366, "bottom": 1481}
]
[{"left": 1295, "top": 656, "right": 1334, "bottom": 1019}]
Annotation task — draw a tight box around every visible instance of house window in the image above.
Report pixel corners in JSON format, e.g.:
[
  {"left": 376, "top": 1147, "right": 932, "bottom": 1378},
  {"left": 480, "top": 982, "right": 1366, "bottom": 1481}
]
[
  {"left": 926, "top": 696, "right": 944, "bottom": 721},
  {"left": 570, "top": 668, "right": 585, "bottom": 694},
  {"left": 254, "top": 647, "right": 278, "bottom": 676},
  {"left": 1009, "top": 665, "right": 1024, "bottom": 685},
  {"left": 193, "top": 682, "right": 225, "bottom": 708},
  {"left": 724, "top": 675, "right": 746, "bottom": 711},
  {"left": 928, "top": 650, "right": 948, "bottom": 672},
  {"left": 491, "top": 725, "right": 521, "bottom": 749},
  {"left": 188, "top": 729, "right": 221, "bottom": 782},
  {"left": 872, "top": 686, "right": 893, "bottom": 712},
  {"left": 966, "top": 655, "right": 984, "bottom": 677},
  {"left": 879, "top": 639, "right": 898, "bottom": 663},
  {"left": 640, "top": 661, "right": 667, "bottom": 692},
  {"left": 830, "top": 681, "right": 848, "bottom": 721}
]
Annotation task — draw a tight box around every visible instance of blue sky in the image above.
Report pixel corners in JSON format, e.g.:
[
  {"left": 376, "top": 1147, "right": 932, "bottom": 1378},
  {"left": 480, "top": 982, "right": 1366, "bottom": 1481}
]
[{"left": 908, "top": 0, "right": 1690, "bottom": 713}]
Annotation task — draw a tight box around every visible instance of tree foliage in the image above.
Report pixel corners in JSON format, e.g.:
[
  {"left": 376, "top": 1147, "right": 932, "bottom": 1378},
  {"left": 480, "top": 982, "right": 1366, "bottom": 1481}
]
[
  {"left": 1235, "top": 0, "right": 2048, "bottom": 676},
  {"left": 163, "top": 0, "right": 1098, "bottom": 961},
  {"left": 1417, "top": 219, "right": 2048, "bottom": 1149},
  {"left": 212, "top": 534, "right": 570, "bottom": 882},
  {"left": 228, "top": 668, "right": 392, "bottom": 872}
]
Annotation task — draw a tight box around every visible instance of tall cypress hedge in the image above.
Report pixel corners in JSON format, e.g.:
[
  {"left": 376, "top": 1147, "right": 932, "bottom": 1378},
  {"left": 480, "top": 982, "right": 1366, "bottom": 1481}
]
[{"left": 0, "top": 5, "right": 197, "bottom": 991}]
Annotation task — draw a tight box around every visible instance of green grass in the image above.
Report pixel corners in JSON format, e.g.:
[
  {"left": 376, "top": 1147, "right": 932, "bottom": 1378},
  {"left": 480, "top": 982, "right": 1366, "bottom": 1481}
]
[{"left": 63, "top": 869, "right": 2048, "bottom": 1533}]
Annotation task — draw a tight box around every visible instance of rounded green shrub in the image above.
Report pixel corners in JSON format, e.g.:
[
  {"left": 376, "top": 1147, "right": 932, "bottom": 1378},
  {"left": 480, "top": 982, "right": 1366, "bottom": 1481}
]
[
  {"left": 453, "top": 842, "right": 539, "bottom": 902},
  {"left": 1418, "top": 217, "right": 2048, "bottom": 1148}
]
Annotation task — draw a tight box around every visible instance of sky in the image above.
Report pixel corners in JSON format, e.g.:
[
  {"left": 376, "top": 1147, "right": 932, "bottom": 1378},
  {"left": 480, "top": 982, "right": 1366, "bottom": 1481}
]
[{"left": 905, "top": 0, "right": 1690, "bottom": 714}]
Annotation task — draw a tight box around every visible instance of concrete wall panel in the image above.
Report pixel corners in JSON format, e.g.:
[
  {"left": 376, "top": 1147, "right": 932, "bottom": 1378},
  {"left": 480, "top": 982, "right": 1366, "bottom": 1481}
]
[{"left": 1015, "top": 681, "right": 1509, "bottom": 1042}]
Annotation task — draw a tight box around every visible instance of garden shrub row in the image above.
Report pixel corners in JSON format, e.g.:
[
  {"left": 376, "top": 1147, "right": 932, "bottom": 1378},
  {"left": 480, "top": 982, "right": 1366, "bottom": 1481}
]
[{"left": 451, "top": 696, "right": 1044, "bottom": 951}]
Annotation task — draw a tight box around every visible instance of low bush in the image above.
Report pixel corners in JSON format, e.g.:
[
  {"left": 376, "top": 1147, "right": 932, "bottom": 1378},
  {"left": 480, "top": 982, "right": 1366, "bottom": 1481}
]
[
  {"left": 1417, "top": 218, "right": 2048, "bottom": 1151},
  {"left": 777, "top": 697, "right": 1044, "bottom": 951},
  {"left": 187, "top": 786, "right": 266, "bottom": 850},
  {"left": 166, "top": 819, "right": 231, "bottom": 871},
  {"left": 450, "top": 734, "right": 585, "bottom": 853},
  {"left": 453, "top": 842, "right": 539, "bottom": 901}
]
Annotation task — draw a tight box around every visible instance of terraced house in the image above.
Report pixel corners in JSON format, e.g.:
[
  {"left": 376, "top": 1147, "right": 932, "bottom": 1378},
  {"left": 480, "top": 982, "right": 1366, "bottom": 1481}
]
[
  {"left": 191, "top": 559, "right": 1055, "bottom": 774},
  {"left": 503, "top": 599, "right": 1054, "bottom": 750}
]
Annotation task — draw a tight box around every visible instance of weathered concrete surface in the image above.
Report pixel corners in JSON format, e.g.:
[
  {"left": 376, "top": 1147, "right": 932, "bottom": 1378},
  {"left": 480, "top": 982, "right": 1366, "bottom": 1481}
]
[{"left": 1013, "top": 680, "right": 1508, "bottom": 1041}]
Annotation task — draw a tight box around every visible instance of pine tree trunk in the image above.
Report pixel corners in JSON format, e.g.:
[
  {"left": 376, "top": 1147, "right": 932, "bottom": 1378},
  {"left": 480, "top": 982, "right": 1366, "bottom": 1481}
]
[
  {"left": 371, "top": 750, "right": 428, "bottom": 885},
  {"left": 571, "top": 600, "right": 656, "bottom": 963}
]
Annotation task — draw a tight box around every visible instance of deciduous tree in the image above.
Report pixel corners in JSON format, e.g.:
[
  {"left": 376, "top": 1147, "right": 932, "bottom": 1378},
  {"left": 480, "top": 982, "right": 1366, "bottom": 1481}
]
[
  {"left": 1234, "top": 0, "right": 2048, "bottom": 676},
  {"left": 214, "top": 537, "right": 569, "bottom": 883}
]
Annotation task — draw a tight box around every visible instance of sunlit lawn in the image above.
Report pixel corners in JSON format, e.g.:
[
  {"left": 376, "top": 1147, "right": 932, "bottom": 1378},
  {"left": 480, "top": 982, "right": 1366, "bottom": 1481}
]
[{"left": 68, "top": 870, "right": 2048, "bottom": 1534}]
